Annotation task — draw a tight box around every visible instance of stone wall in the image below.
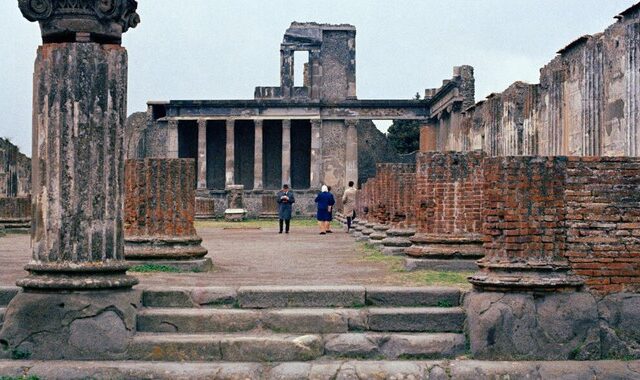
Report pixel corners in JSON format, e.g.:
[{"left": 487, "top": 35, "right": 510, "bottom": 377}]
[
  {"left": 427, "top": 5, "right": 640, "bottom": 157},
  {"left": 0, "top": 138, "right": 30, "bottom": 197},
  {"left": 415, "top": 151, "right": 485, "bottom": 235}
]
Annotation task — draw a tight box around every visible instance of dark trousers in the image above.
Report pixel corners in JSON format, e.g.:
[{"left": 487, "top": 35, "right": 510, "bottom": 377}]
[
  {"left": 346, "top": 211, "right": 356, "bottom": 230},
  {"left": 279, "top": 219, "right": 290, "bottom": 232}
]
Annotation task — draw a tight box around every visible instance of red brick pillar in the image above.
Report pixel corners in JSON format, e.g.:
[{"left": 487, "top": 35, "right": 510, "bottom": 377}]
[
  {"left": 405, "top": 152, "right": 485, "bottom": 271},
  {"left": 469, "top": 156, "right": 581, "bottom": 291},
  {"left": 124, "top": 159, "right": 210, "bottom": 271}
]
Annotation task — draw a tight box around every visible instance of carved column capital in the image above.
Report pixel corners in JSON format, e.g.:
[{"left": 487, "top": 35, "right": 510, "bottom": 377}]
[
  {"left": 19, "top": 0, "right": 140, "bottom": 43},
  {"left": 345, "top": 119, "right": 358, "bottom": 128}
]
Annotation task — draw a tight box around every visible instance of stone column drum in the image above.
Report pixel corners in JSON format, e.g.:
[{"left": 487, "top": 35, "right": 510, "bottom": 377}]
[
  {"left": 124, "top": 159, "right": 210, "bottom": 271},
  {"left": 0, "top": 0, "right": 142, "bottom": 360}
]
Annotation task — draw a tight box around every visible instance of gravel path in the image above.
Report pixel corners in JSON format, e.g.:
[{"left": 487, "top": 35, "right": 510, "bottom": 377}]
[{"left": 0, "top": 225, "right": 395, "bottom": 287}]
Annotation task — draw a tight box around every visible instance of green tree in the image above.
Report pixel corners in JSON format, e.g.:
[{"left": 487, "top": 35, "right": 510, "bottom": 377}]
[{"left": 387, "top": 119, "right": 421, "bottom": 154}]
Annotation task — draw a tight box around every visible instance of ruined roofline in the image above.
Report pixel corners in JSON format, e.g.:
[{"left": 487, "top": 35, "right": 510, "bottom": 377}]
[
  {"left": 556, "top": 35, "right": 590, "bottom": 55},
  {"left": 619, "top": 1, "right": 640, "bottom": 18},
  {"left": 161, "top": 99, "right": 425, "bottom": 108},
  {"left": 288, "top": 22, "right": 355, "bottom": 31}
]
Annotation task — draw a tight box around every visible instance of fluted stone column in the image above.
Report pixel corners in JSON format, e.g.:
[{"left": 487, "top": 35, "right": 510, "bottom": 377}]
[
  {"left": 310, "top": 119, "right": 322, "bottom": 188},
  {"left": 124, "top": 159, "right": 210, "bottom": 271},
  {"left": 254, "top": 119, "right": 263, "bottom": 190},
  {"left": 225, "top": 119, "right": 235, "bottom": 187},
  {"left": 345, "top": 119, "right": 358, "bottom": 186},
  {"left": 0, "top": 0, "right": 142, "bottom": 360},
  {"left": 197, "top": 119, "right": 207, "bottom": 189},
  {"left": 282, "top": 119, "right": 291, "bottom": 186}
]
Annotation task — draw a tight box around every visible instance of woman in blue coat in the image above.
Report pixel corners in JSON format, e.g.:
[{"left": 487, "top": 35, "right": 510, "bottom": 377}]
[{"left": 315, "top": 185, "right": 335, "bottom": 235}]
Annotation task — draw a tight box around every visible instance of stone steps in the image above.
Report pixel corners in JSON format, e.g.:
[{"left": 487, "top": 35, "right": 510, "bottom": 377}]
[
  {"left": 3, "top": 359, "right": 639, "bottom": 379},
  {"left": 129, "top": 332, "right": 466, "bottom": 362},
  {"left": 138, "top": 307, "right": 465, "bottom": 334},
  {"left": 141, "top": 285, "right": 462, "bottom": 308},
  {"left": 135, "top": 286, "right": 466, "bottom": 363}
]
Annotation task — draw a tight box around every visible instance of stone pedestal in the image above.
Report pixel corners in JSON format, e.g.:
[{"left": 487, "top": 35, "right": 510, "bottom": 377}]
[
  {"left": 404, "top": 233, "right": 483, "bottom": 272},
  {"left": 124, "top": 159, "right": 210, "bottom": 271},
  {"left": 368, "top": 224, "right": 390, "bottom": 247},
  {"left": 1, "top": 1, "right": 142, "bottom": 361},
  {"left": 225, "top": 185, "right": 247, "bottom": 221},
  {"left": 381, "top": 228, "right": 415, "bottom": 256},
  {"left": 0, "top": 196, "right": 31, "bottom": 233},
  {"left": 195, "top": 197, "right": 216, "bottom": 220}
]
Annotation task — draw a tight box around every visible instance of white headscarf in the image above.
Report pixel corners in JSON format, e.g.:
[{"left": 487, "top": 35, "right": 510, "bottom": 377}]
[{"left": 321, "top": 185, "right": 328, "bottom": 192}]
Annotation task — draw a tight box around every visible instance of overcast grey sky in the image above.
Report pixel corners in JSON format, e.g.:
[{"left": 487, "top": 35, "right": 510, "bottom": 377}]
[{"left": 0, "top": 0, "right": 636, "bottom": 156}]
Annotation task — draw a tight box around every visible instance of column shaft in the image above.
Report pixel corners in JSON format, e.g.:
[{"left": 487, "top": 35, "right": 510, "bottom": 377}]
[
  {"left": 167, "top": 119, "right": 179, "bottom": 158},
  {"left": 310, "top": 119, "right": 322, "bottom": 188},
  {"left": 345, "top": 119, "right": 358, "bottom": 186},
  {"left": 197, "top": 119, "right": 207, "bottom": 189},
  {"left": 282, "top": 119, "right": 291, "bottom": 186},
  {"left": 254, "top": 119, "right": 264, "bottom": 190},
  {"left": 420, "top": 120, "right": 438, "bottom": 152},
  {"left": 225, "top": 119, "right": 235, "bottom": 187},
  {"left": 20, "top": 43, "right": 137, "bottom": 290}
]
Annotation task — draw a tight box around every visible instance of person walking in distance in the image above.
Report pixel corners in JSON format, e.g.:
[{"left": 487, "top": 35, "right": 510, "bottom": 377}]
[
  {"left": 277, "top": 184, "right": 295, "bottom": 234},
  {"left": 315, "top": 185, "right": 335, "bottom": 235},
  {"left": 342, "top": 181, "right": 357, "bottom": 232}
]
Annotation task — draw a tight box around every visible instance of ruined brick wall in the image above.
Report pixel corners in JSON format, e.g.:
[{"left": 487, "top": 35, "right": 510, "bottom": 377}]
[
  {"left": 415, "top": 151, "right": 485, "bottom": 235},
  {"left": 124, "top": 159, "right": 197, "bottom": 238},
  {"left": 375, "top": 163, "right": 416, "bottom": 227},
  {"left": 0, "top": 138, "right": 31, "bottom": 197},
  {"left": 483, "top": 156, "right": 640, "bottom": 294},
  {"left": 565, "top": 157, "right": 640, "bottom": 293},
  {"left": 432, "top": 6, "right": 640, "bottom": 157}
]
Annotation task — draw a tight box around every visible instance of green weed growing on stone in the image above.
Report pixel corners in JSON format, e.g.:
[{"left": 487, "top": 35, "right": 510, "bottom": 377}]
[
  {"left": 128, "top": 264, "right": 181, "bottom": 273},
  {"left": 437, "top": 300, "right": 454, "bottom": 308},
  {"left": 1, "top": 376, "right": 40, "bottom": 380},
  {"left": 10, "top": 348, "right": 31, "bottom": 360}
]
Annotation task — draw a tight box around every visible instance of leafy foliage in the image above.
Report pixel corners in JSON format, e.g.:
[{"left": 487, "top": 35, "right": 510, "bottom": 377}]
[{"left": 387, "top": 119, "right": 421, "bottom": 154}]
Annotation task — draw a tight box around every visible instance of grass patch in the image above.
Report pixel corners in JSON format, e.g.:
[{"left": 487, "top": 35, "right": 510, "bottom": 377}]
[
  {"left": 129, "top": 264, "right": 181, "bottom": 273},
  {"left": 1, "top": 377, "right": 40, "bottom": 380},
  {"left": 356, "top": 242, "right": 473, "bottom": 288}
]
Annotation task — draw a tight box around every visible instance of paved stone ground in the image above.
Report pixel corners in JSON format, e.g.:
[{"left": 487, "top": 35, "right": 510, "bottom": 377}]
[{"left": 0, "top": 225, "right": 404, "bottom": 287}]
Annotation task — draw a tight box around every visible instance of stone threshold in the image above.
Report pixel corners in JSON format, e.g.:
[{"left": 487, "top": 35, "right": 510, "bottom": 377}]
[{"left": 0, "top": 360, "right": 638, "bottom": 379}]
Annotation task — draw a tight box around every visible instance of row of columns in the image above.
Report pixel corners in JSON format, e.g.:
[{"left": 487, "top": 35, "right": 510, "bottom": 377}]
[{"left": 170, "top": 118, "right": 328, "bottom": 190}]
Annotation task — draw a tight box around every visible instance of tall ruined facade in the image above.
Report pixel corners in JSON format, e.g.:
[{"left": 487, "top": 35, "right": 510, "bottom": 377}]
[{"left": 422, "top": 4, "right": 640, "bottom": 157}]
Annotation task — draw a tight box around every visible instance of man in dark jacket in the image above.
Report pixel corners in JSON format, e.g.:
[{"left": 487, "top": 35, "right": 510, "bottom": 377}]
[{"left": 277, "top": 184, "right": 295, "bottom": 234}]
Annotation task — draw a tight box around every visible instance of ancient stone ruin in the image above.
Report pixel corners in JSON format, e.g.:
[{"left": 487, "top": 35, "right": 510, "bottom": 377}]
[
  {"left": 351, "top": 2, "right": 640, "bottom": 361},
  {"left": 1, "top": 0, "right": 640, "bottom": 377},
  {"left": 128, "top": 22, "right": 428, "bottom": 218},
  {"left": 0, "top": 139, "right": 31, "bottom": 232}
]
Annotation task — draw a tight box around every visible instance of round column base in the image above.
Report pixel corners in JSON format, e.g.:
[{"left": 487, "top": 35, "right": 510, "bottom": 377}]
[
  {"left": 17, "top": 262, "right": 139, "bottom": 291},
  {"left": 124, "top": 235, "right": 208, "bottom": 260}
]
